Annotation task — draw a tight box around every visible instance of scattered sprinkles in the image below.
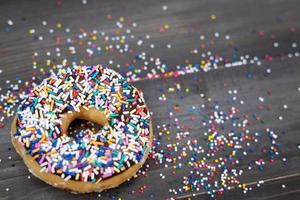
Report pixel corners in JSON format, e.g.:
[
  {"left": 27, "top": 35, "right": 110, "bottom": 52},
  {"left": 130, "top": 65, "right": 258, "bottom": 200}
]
[{"left": 0, "top": 1, "right": 299, "bottom": 199}]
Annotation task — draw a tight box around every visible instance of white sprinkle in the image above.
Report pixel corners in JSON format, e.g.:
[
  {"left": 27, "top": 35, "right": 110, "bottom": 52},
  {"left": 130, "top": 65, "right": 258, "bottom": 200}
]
[
  {"left": 7, "top": 20, "right": 13, "bottom": 26},
  {"left": 162, "top": 5, "right": 168, "bottom": 10}
]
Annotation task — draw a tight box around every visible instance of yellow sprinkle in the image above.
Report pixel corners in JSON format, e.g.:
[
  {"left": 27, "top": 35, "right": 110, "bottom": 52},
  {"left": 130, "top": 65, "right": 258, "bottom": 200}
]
[
  {"left": 75, "top": 173, "right": 80, "bottom": 181},
  {"left": 83, "top": 105, "right": 89, "bottom": 110},
  {"left": 56, "top": 23, "right": 62, "bottom": 29},
  {"left": 43, "top": 87, "right": 48, "bottom": 97},
  {"left": 25, "top": 138, "right": 29, "bottom": 148},
  {"left": 211, "top": 14, "right": 217, "bottom": 20},
  {"left": 114, "top": 167, "right": 120, "bottom": 173},
  {"left": 92, "top": 35, "right": 97, "bottom": 40},
  {"left": 50, "top": 100, "right": 54, "bottom": 111},
  {"left": 46, "top": 59, "right": 51, "bottom": 66},
  {"left": 118, "top": 91, "right": 123, "bottom": 99},
  {"left": 95, "top": 178, "right": 102, "bottom": 184},
  {"left": 29, "top": 29, "right": 35, "bottom": 34},
  {"left": 100, "top": 156, "right": 107, "bottom": 160},
  {"left": 208, "top": 135, "right": 214, "bottom": 141}
]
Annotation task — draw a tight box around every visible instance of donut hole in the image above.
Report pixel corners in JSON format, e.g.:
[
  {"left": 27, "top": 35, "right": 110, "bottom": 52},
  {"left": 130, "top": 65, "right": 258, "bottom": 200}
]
[
  {"left": 67, "top": 119, "right": 103, "bottom": 137},
  {"left": 61, "top": 107, "right": 108, "bottom": 135}
]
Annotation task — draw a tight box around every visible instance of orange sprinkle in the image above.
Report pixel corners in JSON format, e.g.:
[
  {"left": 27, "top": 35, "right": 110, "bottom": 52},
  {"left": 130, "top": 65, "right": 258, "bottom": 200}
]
[
  {"left": 32, "top": 154, "right": 39, "bottom": 160},
  {"left": 26, "top": 127, "right": 36, "bottom": 132},
  {"left": 40, "top": 134, "right": 46, "bottom": 143},
  {"left": 107, "top": 140, "right": 113, "bottom": 145},
  {"left": 32, "top": 148, "right": 40, "bottom": 154},
  {"left": 46, "top": 152, "right": 54, "bottom": 156},
  {"left": 91, "top": 141, "right": 104, "bottom": 146}
]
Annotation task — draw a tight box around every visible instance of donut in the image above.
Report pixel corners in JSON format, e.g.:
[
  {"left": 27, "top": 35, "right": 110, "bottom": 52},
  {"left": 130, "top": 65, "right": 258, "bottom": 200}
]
[{"left": 11, "top": 65, "right": 153, "bottom": 193}]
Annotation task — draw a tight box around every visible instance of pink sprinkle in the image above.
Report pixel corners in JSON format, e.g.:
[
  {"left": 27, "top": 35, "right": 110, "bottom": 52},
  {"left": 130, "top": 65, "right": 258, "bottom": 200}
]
[
  {"left": 47, "top": 163, "right": 52, "bottom": 172},
  {"left": 102, "top": 172, "right": 112, "bottom": 178},
  {"left": 89, "top": 66, "right": 97, "bottom": 75},
  {"left": 39, "top": 154, "right": 46, "bottom": 164}
]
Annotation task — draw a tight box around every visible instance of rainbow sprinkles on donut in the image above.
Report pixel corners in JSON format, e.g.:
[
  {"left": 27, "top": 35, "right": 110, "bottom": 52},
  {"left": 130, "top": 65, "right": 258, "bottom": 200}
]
[{"left": 11, "top": 65, "right": 153, "bottom": 193}]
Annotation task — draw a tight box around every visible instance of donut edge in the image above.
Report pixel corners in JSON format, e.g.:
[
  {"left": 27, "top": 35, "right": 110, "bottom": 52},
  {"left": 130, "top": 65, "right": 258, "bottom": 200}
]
[{"left": 11, "top": 115, "right": 153, "bottom": 193}]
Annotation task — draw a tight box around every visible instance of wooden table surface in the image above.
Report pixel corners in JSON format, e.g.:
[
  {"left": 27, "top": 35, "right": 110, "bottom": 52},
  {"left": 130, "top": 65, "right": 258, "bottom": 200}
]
[{"left": 0, "top": 0, "right": 300, "bottom": 199}]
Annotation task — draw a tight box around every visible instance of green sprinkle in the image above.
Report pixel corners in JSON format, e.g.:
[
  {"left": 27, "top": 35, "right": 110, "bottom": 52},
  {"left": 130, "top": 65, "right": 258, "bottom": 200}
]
[
  {"left": 56, "top": 99, "right": 63, "bottom": 104},
  {"left": 48, "top": 91, "right": 55, "bottom": 95},
  {"left": 33, "top": 98, "right": 38, "bottom": 106},
  {"left": 129, "top": 122, "right": 137, "bottom": 129},
  {"left": 49, "top": 129, "right": 53, "bottom": 137},
  {"left": 127, "top": 98, "right": 134, "bottom": 102},
  {"left": 95, "top": 160, "right": 102, "bottom": 168},
  {"left": 109, "top": 113, "right": 119, "bottom": 118}
]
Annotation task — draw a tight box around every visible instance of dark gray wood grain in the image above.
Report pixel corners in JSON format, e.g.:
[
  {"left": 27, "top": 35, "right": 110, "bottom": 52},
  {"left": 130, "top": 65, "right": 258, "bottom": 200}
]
[{"left": 0, "top": 0, "right": 300, "bottom": 199}]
